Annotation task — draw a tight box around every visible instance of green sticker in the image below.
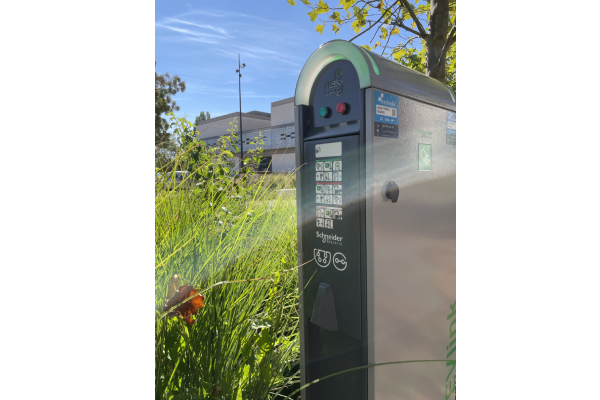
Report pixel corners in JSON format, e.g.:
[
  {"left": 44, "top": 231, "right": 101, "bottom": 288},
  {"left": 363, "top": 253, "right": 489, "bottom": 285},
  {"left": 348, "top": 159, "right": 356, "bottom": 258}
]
[{"left": 418, "top": 144, "right": 431, "bottom": 171}]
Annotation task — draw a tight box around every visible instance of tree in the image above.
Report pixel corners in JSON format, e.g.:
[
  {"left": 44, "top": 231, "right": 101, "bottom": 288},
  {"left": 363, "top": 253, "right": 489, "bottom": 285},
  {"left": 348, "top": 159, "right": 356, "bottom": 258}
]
[
  {"left": 194, "top": 111, "right": 211, "bottom": 127},
  {"left": 155, "top": 62, "right": 186, "bottom": 147},
  {"left": 287, "top": 0, "right": 456, "bottom": 92}
]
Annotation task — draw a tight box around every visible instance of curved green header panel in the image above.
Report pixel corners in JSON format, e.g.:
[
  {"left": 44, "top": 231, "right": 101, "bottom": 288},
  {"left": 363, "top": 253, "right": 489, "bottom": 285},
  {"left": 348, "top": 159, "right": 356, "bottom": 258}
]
[{"left": 294, "top": 40, "right": 379, "bottom": 106}]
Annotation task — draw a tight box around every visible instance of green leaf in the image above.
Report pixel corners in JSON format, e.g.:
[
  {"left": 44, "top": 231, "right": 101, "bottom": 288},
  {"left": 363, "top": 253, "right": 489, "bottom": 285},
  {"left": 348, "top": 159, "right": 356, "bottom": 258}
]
[
  {"left": 257, "top": 329, "right": 273, "bottom": 353},
  {"left": 316, "top": 24, "right": 324, "bottom": 35},
  {"left": 360, "top": 44, "right": 372, "bottom": 51},
  {"left": 286, "top": 0, "right": 295, "bottom": 5},
  {"left": 339, "top": 0, "right": 354, "bottom": 12},
  {"left": 307, "top": 9, "right": 319, "bottom": 22},
  {"left": 332, "top": 23, "right": 340, "bottom": 34},
  {"left": 301, "top": 0, "right": 312, "bottom": 4},
  {"left": 380, "top": 26, "right": 388, "bottom": 40},
  {"left": 260, "top": 363, "right": 271, "bottom": 381},
  {"left": 393, "top": 49, "right": 405, "bottom": 62},
  {"left": 317, "top": 0, "right": 329, "bottom": 13}
]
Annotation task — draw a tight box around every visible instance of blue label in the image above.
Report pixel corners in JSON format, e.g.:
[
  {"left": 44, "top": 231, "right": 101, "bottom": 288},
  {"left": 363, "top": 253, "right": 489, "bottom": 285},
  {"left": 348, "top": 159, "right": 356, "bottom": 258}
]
[
  {"left": 446, "top": 111, "right": 456, "bottom": 135},
  {"left": 374, "top": 90, "right": 399, "bottom": 125}
]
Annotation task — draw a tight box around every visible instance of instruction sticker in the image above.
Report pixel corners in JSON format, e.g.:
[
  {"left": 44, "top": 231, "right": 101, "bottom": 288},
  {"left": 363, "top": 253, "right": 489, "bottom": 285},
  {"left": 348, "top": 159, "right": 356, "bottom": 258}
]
[
  {"left": 374, "top": 90, "right": 399, "bottom": 138},
  {"left": 317, "top": 206, "right": 342, "bottom": 220},
  {"left": 446, "top": 111, "right": 456, "bottom": 145},
  {"left": 418, "top": 144, "right": 432, "bottom": 171}
]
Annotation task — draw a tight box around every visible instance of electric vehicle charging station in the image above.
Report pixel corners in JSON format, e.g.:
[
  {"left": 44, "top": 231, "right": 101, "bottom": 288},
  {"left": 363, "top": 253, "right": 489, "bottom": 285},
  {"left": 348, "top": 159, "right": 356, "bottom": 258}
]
[{"left": 294, "top": 40, "right": 456, "bottom": 400}]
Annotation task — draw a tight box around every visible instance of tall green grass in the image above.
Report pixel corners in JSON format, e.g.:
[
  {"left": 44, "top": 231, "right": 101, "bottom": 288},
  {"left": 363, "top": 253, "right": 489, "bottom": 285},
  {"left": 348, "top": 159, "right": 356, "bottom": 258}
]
[{"left": 155, "top": 115, "right": 300, "bottom": 400}]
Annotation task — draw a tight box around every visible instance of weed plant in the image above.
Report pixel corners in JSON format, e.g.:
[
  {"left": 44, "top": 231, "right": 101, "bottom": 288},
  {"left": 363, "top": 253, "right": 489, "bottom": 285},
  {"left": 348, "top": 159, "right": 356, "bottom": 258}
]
[{"left": 155, "top": 115, "right": 300, "bottom": 399}]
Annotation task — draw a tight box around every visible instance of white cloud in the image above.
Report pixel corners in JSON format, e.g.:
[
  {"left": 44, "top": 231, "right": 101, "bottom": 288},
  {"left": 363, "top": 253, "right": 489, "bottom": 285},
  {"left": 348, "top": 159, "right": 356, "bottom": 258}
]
[
  {"left": 156, "top": 23, "right": 225, "bottom": 38},
  {"left": 166, "top": 18, "right": 231, "bottom": 37}
]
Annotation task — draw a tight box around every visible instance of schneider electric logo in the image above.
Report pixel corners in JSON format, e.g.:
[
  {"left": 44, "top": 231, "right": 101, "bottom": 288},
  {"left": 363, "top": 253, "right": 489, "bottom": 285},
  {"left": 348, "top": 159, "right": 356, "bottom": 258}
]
[
  {"left": 377, "top": 93, "right": 397, "bottom": 107},
  {"left": 316, "top": 231, "right": 343, "bottom": 246}
]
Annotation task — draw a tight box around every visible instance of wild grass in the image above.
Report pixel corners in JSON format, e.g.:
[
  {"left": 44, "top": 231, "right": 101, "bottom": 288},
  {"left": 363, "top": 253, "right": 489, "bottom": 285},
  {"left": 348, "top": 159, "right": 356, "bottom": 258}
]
[
  {"left": 248, "top": 173, "right": 296, "bottom": 191},
  {"left": 155, "top": 117, "right": 300, "bottom": 400}
]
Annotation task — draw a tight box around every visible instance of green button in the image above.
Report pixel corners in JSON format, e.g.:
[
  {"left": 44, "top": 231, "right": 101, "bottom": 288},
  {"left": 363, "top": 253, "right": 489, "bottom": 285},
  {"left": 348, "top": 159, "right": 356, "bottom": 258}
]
[{"left": 319, "top": 107, "right": 329, "bottom": 117}]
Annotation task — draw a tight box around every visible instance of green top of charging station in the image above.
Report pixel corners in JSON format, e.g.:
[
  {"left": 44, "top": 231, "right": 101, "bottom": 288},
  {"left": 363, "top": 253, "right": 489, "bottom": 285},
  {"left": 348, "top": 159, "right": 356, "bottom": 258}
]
[{"left": 294, "top": 40, "right": 456, "bottom": 112}]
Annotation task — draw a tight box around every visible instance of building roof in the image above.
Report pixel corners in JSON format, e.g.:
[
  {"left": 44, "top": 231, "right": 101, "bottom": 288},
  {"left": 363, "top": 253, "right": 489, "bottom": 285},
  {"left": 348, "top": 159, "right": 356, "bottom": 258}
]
[
  {"left": 195, "top": 110, "right": 271, "bottom": 126},
  {"left": 271, "top": 97, "right": 294, "bottom": 107}
]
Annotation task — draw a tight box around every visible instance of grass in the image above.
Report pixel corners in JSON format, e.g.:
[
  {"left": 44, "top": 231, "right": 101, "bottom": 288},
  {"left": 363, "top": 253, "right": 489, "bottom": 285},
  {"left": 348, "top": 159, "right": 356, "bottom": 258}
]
[
  {"left": 248, "top": 173, "right": 296, "bottom": 191},
  {"left": 155, "top": 161, "right": 301, "bottom": 399}
]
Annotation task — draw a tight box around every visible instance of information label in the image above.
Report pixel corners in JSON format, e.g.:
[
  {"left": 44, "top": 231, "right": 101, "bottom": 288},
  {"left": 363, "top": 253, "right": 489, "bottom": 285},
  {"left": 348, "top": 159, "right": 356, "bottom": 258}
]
[
  {"left": 446, "top": 111, "right": 456, "bottom": 145},
  {"left": 374, "top": 90, "right": 399, "bottom": 138}
]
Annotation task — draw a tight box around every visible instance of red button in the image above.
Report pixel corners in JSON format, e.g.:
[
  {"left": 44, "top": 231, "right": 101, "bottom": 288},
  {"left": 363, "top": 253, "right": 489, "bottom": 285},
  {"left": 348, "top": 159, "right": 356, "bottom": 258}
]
[{"left": 336, "top": 102, "right": 346, "bottom": 114}]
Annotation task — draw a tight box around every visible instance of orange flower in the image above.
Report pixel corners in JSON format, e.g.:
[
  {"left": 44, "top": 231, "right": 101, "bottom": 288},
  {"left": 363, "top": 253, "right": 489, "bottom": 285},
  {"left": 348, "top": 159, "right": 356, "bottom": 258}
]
[{"left": 164, "top": 283, "right": 205, "bottom": 325}]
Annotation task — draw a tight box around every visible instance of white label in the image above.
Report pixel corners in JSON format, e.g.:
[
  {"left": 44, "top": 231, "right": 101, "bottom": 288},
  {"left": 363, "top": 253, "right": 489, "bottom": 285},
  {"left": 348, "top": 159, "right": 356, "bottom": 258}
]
[
  {"left": 376, "top": 104, "right": 396, "bottom": 118},
  {"left": 315, "top": 142, "right": 342, "bottom": 158}
]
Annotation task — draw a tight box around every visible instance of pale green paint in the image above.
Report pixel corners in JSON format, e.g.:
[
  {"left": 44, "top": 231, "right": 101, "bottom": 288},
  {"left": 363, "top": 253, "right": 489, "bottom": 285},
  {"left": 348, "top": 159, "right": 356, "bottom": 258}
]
[
  {"left": 294, "top": 40, "right": 380, "bottom": 106},
  {"left": 361, "top": 49, "right": 380, "bottom": 76},
  {"left": 418, "top": 144, "right": 432, "bottom": 171}
]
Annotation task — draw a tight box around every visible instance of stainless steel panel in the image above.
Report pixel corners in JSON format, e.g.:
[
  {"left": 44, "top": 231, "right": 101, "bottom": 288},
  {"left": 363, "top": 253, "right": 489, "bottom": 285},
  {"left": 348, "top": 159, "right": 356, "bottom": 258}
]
[{"left": 366, "top": 90, "right": 456, "bottom": 400}]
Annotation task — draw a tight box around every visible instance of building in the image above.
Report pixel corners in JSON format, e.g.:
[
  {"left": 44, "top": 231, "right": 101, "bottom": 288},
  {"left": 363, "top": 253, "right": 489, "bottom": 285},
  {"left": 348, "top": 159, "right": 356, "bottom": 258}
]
[{"left": 195, "top": 97, "right": 296, "bottom": 173}]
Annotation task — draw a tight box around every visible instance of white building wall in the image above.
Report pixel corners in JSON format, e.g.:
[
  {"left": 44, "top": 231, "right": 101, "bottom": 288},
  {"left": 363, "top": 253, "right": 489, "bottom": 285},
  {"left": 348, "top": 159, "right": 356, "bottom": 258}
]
[
  {"left": 271, "top": 97, "right": 295, "bottom": 126},
  {"left": 194, "top": 97, "right": 297, "bottom": 172},
  {"left": 271, "top": 152, "right": 296, "bottom": 173}
]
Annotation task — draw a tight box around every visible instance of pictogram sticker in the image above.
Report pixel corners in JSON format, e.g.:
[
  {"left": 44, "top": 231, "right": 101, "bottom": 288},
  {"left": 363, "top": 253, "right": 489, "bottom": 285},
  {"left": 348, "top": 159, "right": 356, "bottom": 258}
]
[
  {"left": 323, "top": 172, "right": 332, "bottom": 181},
  {"left": 316, "top": 218, "right": 324, "bottom": 228},
  {"left": 317, "top": 206, "right": 341, "bottom": 222},
  {"left": 323, "top": 161, "right": 333, "bottom": 171},
  {"left": 333, "top": 171, "right": 342, "bottom": 181},
  {"left": 314, "top": 249, "right": 331, "bottom": 268},
  {"left": 316, "top": 161, "right": 324, "bottom": 171},
  {"left": 333, "top": 184, "right": 343, "bottom": 194},
  {"left": 418, "top": 143, "right": 432, "bottom": 171},
  {"left": 316, "top": 172, "right": 324, "bottom": 181},
  {"left": 333, "top": 195, "right": 342, "bottom": 205},
  {"left": 324, "top": 195, "right": 332, "bottom": 204},
  {"left": 324, "top": 219, "right": 333, "bottom": 229},
  {"left": 332, "top": 208, "right": 342, "bottom": 220},
  {"left": 334, "top": 161, "right": 342, "bottom": 171},
  {"left": 333, "top": 252, "right": 347, "bottom": 271}
]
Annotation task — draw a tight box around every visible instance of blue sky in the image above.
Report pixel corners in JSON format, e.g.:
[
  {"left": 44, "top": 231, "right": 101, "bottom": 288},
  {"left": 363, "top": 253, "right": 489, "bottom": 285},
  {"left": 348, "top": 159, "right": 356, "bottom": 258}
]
[{"left": 155, "top": 1, "right": 419, "bottom": 120}]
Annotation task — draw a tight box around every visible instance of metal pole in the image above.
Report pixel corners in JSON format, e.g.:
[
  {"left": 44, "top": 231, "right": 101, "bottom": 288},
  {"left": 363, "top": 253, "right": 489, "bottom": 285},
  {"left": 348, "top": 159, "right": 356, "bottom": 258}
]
[{"left": 238, "top": 53, "right": 243, "bottom": 164}]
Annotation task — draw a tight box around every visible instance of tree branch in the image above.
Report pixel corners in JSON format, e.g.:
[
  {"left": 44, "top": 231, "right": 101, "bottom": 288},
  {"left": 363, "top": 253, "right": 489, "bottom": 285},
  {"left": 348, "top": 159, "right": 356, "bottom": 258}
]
[
  {"left": 390, "top": 21, "right": 422, "bottom": 37},
  {"left": 398, "top": 0, "right": 427, "bottom": 37},
  {"left": 349, "top": 3, "right": 398, "bottom": 43},
  {"left": 431, "top": 25, "right": 456, "bottom": 72}
]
